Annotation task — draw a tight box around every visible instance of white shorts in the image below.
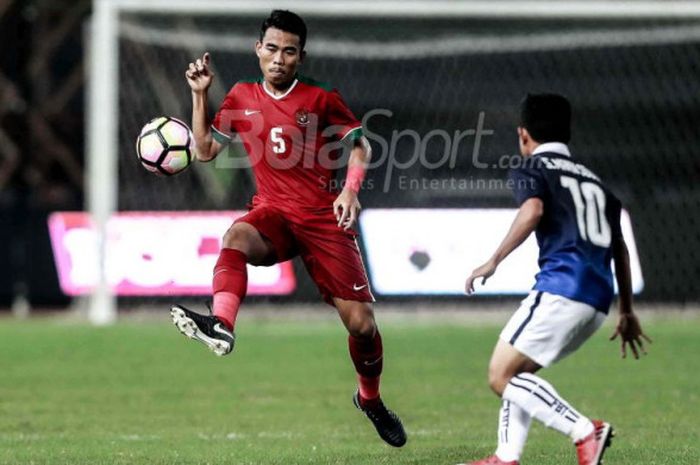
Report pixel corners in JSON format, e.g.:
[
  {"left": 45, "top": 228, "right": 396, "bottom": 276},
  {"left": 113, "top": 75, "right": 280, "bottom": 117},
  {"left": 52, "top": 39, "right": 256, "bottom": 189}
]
[{"left": 499, "top": 291, "right": 607, "bottom": 367}]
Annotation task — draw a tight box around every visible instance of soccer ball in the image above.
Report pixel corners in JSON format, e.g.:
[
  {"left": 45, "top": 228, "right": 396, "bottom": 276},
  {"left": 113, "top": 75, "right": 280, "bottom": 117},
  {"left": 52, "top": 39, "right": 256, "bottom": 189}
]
[{"left": 136, "top": 117, "right": 195, "bottom": 175}]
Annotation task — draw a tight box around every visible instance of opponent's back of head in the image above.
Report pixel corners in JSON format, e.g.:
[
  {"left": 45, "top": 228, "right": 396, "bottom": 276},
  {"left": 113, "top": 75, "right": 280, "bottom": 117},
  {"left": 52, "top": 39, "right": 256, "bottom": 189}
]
[
  {"left": 520, "top": 93, "right": 571, "bottom": 144},
  {"left": 260, "top": 10, "right": 307, "bottom": 50}
]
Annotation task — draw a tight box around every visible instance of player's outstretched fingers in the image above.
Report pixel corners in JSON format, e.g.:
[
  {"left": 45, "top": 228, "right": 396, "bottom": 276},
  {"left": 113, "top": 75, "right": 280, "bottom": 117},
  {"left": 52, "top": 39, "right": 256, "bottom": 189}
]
[
  {"left": 630, "top": 339, "right": 640, "bottom": 359},
  {"left": 196, "top": 58, "right": 203, "bottom": 72},
  {"left": 464, "top": 275, "right": 475, "bottom": 295},
  {"left": 203, "top": 52, "right": 211, "bottom": 64}
]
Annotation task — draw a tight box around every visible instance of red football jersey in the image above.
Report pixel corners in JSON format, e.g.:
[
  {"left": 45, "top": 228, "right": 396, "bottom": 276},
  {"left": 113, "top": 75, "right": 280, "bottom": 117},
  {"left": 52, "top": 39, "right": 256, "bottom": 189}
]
[{"left": 211, "top": 75, "right": 363, "bottom": 209}]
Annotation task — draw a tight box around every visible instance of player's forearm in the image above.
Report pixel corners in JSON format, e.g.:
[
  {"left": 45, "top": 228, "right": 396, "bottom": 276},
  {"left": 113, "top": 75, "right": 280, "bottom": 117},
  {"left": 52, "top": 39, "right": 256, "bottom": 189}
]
[
  {"left": 344, "top": 137, "right": 371, "bottom": 193},
  {"left": 191, "top": 91, "right": 216, "bottom": 162},
  {"left": 612, "top": 237, "right": 634, "bottom": 315},
  {"left": 491, "top": 199, "right": 543, "bottom": 265}
]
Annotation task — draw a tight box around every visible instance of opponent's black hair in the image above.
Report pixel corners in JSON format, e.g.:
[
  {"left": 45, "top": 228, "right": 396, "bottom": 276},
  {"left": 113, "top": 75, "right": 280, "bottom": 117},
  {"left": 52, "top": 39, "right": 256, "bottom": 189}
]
[
  {"left": 260, "top": 10, "right": 307, "bottom": 50},
  {"left": 520, "top": 93, "right": 571, "bottom": 143}
]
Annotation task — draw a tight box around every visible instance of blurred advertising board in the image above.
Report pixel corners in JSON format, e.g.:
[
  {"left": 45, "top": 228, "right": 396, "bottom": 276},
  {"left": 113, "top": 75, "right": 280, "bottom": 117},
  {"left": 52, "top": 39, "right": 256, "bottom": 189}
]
[
  {"left": 359, "top": 209, "right": 644, "bottom": 296},
  {"left": 48, "top": 211, "right": 296, "bottom": 296}
]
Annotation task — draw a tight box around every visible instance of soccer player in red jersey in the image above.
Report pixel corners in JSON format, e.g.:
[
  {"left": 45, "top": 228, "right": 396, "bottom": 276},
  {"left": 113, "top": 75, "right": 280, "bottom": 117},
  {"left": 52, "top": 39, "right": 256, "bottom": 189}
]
[{"left": 169, "top": 10, "right": 406, "bottom": 447}]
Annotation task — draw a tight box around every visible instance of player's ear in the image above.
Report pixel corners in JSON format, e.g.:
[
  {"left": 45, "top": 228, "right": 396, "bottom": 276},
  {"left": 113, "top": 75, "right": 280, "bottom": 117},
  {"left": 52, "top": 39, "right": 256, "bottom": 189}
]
[
  {"left": 518, "top": 126, "right": 529, "bottom": 144},
  {"left": 299, "top": 49, "right": 306, "bottom": 63},
  {"left": 255, "top": 41, "right": 262, "bottom": 58}
]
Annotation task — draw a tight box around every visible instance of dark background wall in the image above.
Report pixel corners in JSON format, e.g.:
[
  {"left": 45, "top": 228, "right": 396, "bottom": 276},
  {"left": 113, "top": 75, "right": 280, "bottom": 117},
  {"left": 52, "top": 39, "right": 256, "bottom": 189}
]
[{"left": 1, "top": 4, "right": 698, "bottom": 308}]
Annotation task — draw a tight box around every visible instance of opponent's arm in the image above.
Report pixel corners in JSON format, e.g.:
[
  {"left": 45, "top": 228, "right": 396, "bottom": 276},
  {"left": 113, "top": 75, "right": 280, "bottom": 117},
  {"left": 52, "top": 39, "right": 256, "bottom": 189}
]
[
  {"left": 334, "top": 135, "right": 371, "bottom": 230},
  {"left": 465, "top": 197, "right": 543, "bottom": 294},
  {"left": 186, "top": 52, "right": 223, "bottom": 162},
  {"left": 609, "top": 235, "right": 651, "bottom": 359}
]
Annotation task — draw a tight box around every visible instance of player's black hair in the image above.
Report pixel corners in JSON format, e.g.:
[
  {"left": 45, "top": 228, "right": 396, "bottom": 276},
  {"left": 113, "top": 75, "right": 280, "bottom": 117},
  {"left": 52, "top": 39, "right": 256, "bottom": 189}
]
[
  {"left": 520, "top": 93, "right": 571, "bottom": 143},
  {"left": 260, "top": 10, "right": 307, "bottom": 50}
]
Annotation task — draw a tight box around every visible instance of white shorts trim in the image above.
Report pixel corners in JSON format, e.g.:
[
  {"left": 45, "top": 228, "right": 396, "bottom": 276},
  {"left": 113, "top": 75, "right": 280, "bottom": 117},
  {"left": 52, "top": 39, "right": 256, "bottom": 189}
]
[{"left": 499, "top": 291, "right": 606, "bottom": 367}]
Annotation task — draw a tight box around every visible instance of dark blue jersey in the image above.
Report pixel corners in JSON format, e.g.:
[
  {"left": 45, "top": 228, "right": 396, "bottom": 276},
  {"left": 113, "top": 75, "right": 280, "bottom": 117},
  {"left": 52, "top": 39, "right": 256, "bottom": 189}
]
[{"left": 509, "top": 146, "right": 622, "bottom": 312}]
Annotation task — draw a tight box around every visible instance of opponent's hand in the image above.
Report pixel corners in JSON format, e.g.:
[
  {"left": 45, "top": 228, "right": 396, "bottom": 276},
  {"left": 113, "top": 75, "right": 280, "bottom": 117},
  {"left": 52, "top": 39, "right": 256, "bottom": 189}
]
[
  {"left": 333, "top": 188, "right": 361, "bottom": 231},
  {"left": 465, "top": 259, "right": 497, "bottom": 295},
  {"left": 610, "top": 312, "right": 651, "bottom": 359},
  {"left": 186, "top": 52, "right": 214, "bottom": 93}
]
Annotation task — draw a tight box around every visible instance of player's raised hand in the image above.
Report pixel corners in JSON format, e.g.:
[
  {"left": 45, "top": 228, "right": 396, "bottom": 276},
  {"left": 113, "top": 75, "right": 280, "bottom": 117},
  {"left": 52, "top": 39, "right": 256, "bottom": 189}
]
[
  {"left": 333, "top": 188, "right": 361, "bottom": 231},
  {"left": 465, "top": 259, "right": 497, "bottom": 295},
  {"left": 186, "top": 52, "right": 214, "bottom": 93},
  {"left": 610, "top": 312, "right": 652, "bottom": 359}
]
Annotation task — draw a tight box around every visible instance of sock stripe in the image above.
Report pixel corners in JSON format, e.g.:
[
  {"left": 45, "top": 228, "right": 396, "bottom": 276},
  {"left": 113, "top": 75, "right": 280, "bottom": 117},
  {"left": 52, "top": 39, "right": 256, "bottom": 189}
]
[
  {"left": 500, "top": 400, "right": 510, "bottom": 443},
  {"left": 508, "top": 380, "right": 534, "bottom": 393}
]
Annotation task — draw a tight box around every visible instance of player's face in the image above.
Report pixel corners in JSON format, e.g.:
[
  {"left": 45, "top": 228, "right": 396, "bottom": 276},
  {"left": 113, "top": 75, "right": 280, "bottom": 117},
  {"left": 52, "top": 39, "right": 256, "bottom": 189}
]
[{"left": 256, "top": 27, "right": 305, "bottom": 90}]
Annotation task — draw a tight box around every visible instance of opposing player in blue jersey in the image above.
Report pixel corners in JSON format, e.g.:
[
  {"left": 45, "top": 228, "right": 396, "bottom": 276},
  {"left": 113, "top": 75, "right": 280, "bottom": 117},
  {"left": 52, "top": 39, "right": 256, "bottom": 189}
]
[{"left": 461, "top": 94, "right": 651, "bottom": 465}]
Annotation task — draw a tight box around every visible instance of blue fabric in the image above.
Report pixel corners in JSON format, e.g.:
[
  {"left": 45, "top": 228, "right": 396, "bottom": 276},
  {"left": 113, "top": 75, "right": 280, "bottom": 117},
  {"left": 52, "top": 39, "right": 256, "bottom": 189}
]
[{"left": 509, "top": 152, "right": 623, "bottom": 313}]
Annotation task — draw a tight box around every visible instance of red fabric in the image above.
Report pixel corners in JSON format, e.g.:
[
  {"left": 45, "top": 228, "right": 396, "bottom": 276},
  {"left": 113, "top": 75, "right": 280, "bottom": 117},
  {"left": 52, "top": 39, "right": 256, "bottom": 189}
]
[
  {"left": 235, "top": 201, "right": 374, "bottom": 306},
  {"left": 348, "top": 331, "right": 383, "bottom": 401},
  {"left": 211, "top": 77, "right": 362, "bottom": 209},
  {"left": 212, "top": 248, "right": 248, "bottom": 330}
]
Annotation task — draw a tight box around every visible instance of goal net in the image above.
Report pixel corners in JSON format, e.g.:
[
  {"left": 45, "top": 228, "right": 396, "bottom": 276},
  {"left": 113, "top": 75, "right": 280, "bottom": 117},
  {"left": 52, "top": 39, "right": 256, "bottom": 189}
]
[{"left": 84, "top": 0, "right": 700, "bottom": 322}]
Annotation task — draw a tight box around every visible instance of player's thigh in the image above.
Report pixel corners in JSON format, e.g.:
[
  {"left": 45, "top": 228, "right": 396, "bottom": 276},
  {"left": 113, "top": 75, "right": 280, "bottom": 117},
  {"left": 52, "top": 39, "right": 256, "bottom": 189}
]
[
  {"left": 499, "top": 291, "right": 601, "bottom": 368},
  {"left": 227, "top": 208, "right": 296, "bottom": 266},
  {"left": 296, "top": 225, "right": 374, "bottom": 306}
]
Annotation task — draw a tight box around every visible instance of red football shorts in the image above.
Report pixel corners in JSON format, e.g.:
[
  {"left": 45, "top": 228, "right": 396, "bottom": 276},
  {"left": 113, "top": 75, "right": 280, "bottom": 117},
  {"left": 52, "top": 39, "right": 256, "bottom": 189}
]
[{"left": 234, "top": 200, "right": 375, "bottom": 306}]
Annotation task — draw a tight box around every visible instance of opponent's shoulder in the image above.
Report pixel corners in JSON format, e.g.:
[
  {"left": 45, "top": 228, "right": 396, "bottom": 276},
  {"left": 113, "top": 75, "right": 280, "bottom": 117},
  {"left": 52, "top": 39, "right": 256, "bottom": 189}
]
[
  {"left": 296, "top": 74, "right": 335, "bottom": 93},
  {"left": 508, "top": 155, "right": 548, "bottom": 179}
]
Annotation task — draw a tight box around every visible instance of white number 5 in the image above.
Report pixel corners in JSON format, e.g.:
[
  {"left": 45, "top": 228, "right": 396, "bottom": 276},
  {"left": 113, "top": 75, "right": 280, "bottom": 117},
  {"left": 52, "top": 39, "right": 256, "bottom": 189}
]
[
  {"left": 560, "top": 175, "right": 611, "bottom": 247},
  {"left": 270, "top": 127, "right": 286, "bottom": 154}
]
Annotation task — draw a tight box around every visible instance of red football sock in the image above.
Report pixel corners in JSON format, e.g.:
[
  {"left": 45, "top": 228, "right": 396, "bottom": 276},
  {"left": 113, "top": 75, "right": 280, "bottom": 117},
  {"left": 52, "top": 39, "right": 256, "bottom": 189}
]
[
  {"left": 212, "top": 248, "right": 248, "bottom": 330},
  {"left": 348, "top": 331, "right": 383, "bottom": 405}
]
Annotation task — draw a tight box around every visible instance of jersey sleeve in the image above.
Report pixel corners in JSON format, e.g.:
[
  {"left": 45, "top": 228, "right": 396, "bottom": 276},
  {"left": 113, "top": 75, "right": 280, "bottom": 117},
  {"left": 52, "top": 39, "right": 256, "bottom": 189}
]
[
  {"left": 508, "top": 165, "right": 548, "bottom": 206},
  {"left": 325, "top": 89, "right": 363, "bottom": 142},
  {"left": 211, "top": 85, "right": 237, "bottom": 145}
]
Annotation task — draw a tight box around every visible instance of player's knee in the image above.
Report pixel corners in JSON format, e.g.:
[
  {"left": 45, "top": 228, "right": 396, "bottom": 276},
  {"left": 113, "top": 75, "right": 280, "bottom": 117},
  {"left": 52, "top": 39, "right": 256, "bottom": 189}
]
[
  {"left": 222, "top": 225, "right": 252, "bottom": 253},
  {"left": 346, "top": 307, "right": 377, "bottom": 339},
  {"left": 488, "top": 365, "right": 512, "bottom": 396}
]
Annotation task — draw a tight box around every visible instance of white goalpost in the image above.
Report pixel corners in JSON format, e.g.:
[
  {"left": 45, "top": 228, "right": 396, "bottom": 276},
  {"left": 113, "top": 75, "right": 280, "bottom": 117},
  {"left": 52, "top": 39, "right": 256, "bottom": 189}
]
[{"left": 87, "top": 0, "right": 700, "bottom": 325}]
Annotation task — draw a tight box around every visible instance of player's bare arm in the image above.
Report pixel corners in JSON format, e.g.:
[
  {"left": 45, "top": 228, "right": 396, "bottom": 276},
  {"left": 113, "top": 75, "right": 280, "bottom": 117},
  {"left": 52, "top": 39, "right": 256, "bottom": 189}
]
[
  {"left": 334, "top": 136, "right": 371, "bottom": 231},
  {"left": 185, "top": 52, "right": 223, "bottom": 162},
  {"left": 609, "top": 235, "right": 651, "bottom": 359},
  {"left": 465, "top": 197, "right": 544, "bottom": 294}
]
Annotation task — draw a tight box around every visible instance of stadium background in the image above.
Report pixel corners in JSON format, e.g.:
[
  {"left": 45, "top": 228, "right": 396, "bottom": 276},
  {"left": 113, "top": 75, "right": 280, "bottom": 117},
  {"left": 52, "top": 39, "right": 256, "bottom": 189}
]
[
  {"left": 1, "top": 2, "right": 699, "bottom": 465},
  {"left": 1, "top": 1, "right": 699, "bottom": 310}
]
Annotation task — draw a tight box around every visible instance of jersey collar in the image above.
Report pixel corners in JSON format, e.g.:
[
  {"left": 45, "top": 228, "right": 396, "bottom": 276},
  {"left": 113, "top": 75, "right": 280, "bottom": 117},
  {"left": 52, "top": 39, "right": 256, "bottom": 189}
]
[
  {"left": 262, "top": 78, "right": 299, "bottom": 100},
  {"left": 533, "top": 142, "right": 571, "bottom": 157}
]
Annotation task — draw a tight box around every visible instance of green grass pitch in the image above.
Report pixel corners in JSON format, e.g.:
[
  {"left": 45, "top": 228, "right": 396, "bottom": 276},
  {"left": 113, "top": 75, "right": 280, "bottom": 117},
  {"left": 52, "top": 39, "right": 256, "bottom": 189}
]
[{"left": 0, "top": 312, "right": 698, "bottom": 464}]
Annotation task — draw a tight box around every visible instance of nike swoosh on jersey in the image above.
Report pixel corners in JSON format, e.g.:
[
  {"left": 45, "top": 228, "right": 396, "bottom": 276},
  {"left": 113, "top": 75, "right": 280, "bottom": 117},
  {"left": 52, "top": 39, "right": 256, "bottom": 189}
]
[
  {"left": 353, "top": 284, "right": 368, "bottom": 291},
  {"left": 244, "top": 109, "right": 261, "bottom": 115},
  {"left": 363, "top": 356, "right": 383, "bottom": 366}
]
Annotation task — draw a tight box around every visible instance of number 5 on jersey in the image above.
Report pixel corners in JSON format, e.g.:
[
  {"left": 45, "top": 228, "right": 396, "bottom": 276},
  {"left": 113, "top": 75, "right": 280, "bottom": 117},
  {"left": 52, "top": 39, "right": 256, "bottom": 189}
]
[
  {"left": 270, "top": 126, "right": 286, "bottom": 154},
  {"left": 560, "top": 175, "right": 612, "bottom": 247}
]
